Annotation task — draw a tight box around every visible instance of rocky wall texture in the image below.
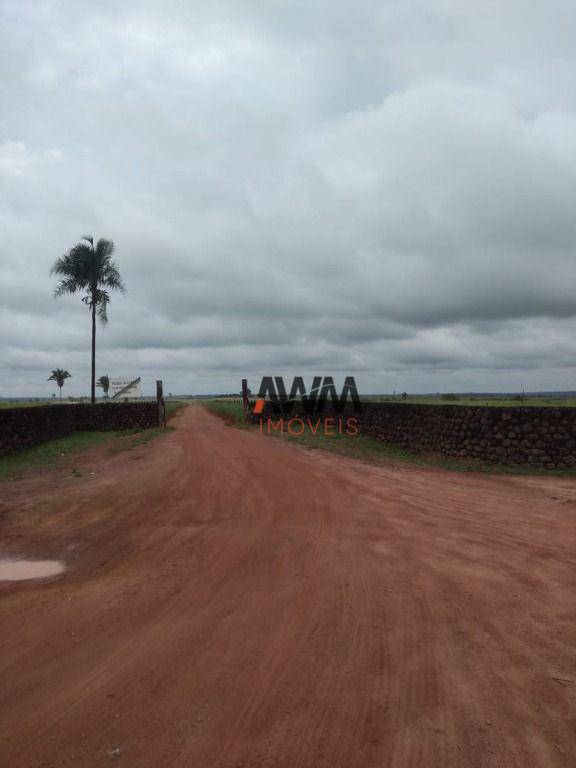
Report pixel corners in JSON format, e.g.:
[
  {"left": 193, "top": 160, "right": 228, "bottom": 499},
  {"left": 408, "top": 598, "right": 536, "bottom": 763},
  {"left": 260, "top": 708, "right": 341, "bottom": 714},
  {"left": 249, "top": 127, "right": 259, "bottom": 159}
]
[
  {"left": 255, "top": 402, "right": 576, "bottom": 469},
  {"left": 0, "top": 402, "right": 159, "bottom": 458}
]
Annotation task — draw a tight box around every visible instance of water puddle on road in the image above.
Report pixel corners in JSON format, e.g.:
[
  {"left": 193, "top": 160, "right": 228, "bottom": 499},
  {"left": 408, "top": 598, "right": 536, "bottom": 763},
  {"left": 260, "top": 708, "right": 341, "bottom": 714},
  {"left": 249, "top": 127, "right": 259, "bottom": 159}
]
[{"left": 0, "top": 559, "right": 65, "bottom": 582}]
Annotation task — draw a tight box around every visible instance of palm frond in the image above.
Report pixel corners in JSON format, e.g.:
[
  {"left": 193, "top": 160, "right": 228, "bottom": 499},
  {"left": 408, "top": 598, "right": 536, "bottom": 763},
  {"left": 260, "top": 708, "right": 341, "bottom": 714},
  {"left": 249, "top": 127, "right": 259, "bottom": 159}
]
[
  {"left": 50, "top": 242, "right": 94, "bottom": 298},
  {"left": 50, "top": 242, "right": 93, "bottom": 274},
  {"left": 48, "top": 369, "right": 71, "bottom": 386},
  {"left": 51, "top": 237, "right": 125, "bottom": 325},
  {"left": 101, "top": 264, "right": 126, "bottom": 293},
  {"left": 96, "top": 290, "right": 110, "bottom": 324},
  {"left": 98, "top": 306, "right": 108, "bottom": 324},
  {"left": 95, "top": 238, "right": 114, "bottom": 260},
  {"left": 53, "top": 276, "right": 81, "bottom": 297},
  {"left": 51, "top": 235, "right": 124, "bottom": 403}
]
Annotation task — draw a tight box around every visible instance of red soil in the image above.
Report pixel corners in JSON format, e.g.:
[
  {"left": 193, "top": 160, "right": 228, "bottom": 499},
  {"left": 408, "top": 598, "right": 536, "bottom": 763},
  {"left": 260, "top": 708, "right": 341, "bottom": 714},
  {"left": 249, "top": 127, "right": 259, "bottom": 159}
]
[{"left": 0, "top": 404, "right": 575, "bottom": 767}]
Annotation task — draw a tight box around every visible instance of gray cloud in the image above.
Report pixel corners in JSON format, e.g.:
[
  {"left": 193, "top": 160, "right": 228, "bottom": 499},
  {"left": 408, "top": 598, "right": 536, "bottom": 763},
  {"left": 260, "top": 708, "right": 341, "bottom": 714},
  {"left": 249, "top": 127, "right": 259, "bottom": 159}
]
[{"left": 2, "top": 1, "right": 576, "bottom": 396}]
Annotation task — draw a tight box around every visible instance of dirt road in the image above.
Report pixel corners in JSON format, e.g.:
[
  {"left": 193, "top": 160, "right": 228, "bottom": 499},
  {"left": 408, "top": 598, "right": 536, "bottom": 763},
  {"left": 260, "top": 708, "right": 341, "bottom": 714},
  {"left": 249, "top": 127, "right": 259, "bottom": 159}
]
[{"left": 1, "top": 405, "right": 575, "bottom": 767}]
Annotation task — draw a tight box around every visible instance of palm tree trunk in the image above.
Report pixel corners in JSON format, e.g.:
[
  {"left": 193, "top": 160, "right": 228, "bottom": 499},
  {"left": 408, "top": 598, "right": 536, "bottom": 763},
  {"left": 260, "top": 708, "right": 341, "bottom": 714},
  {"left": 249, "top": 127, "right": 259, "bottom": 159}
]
[
  {"left": 59, "top": 386, "right": 62, "bottom": 402},
  {"left": 91, "top": 302, "right": 96, "bottom": 404}
]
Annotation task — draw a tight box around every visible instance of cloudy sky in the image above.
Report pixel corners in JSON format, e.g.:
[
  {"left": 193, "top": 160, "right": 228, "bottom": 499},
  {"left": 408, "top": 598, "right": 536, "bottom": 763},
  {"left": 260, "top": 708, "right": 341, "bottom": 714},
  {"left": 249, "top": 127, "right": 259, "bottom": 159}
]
[{"left": 2, "top": 1, "right": 576, "bottom": 396}]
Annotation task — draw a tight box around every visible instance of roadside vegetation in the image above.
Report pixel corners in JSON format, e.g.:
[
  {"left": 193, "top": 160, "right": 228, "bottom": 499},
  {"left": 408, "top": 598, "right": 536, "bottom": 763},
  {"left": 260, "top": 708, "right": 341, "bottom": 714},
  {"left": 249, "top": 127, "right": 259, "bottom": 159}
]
[
  {"left": 367, "top": 394, "right": 576, "bottom": 407},
  {"left": 272, "top": 427, "right": 576, "bottom": 476},
  {"left": 203, "top": 399, "right": 248, "bottom": 425},
  {"left": 51, "top": 236, "right": 126, "bottom": 404},
  {"left": 202, "top": 400, "right": 576, "bottom": 477},
  {"left": 0, "top": 402, "right": 188, "bottom": 482},
  {"left": 0, "top": 400, "right": 56, "bottom": 409},
  {"left": 0, "top": 428, "right": 168, "bottom": 482},
  {"left": 0, "top": 431, "right": 129, "bottom": 481},
  {"left": 165, "top": 400, "right": 189, "bottom": 419}
]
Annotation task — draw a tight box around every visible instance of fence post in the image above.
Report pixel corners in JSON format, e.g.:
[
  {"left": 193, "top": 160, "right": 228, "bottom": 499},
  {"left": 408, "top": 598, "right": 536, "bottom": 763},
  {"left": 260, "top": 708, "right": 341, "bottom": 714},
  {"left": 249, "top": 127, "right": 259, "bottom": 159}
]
[
  {"left": 242, "top": 379, "right": 249, "bottom": 421},
  {"left": 156, "top": 380, "right": 165, "bottom": 427}
]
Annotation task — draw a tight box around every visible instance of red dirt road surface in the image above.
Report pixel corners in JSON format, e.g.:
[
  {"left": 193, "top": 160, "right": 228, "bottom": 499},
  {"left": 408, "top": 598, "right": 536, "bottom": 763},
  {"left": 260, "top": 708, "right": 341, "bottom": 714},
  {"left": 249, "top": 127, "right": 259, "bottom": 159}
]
[{"left": 1, "top": 405, "right": 575, "bottom": 767}]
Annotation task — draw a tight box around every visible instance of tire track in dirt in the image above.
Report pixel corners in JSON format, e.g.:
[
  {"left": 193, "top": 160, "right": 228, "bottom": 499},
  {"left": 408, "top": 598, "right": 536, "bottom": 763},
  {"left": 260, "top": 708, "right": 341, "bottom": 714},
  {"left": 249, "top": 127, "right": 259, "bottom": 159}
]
[{"left": 1, "top": 405, "right": 575, "bottom": 767}]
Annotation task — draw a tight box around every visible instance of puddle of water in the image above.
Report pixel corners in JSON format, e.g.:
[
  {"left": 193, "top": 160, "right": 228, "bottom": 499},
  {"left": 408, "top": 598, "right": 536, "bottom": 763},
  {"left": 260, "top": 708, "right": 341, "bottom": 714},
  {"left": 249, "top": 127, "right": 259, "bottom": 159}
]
[{"left": 0, "top": 559, "right": 65, "bottom": 581}]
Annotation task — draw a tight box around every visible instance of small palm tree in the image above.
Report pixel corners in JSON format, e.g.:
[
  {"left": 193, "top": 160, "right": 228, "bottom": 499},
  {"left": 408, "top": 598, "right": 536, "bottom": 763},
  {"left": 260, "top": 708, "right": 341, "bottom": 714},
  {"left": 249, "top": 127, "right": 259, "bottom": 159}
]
[
  {"left": 97, "top": 374, "right": 110, "bottom": 399},
  {"left": 51, "top": 237, "right": 126, "bottom": 403},
  {"left": 48, "top": 369, "right": 71, "bottom": 401}
]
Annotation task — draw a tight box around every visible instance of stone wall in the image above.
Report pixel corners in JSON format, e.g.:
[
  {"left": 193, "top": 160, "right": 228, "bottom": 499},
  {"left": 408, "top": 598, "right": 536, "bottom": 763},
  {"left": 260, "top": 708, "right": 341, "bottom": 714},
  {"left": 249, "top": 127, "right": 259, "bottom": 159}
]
[
  {"left": 255, "top": 402, "right": 576, "bottom": 469},
  {"left": 0, "top": 402, "right": 159, "bottom": 458}
]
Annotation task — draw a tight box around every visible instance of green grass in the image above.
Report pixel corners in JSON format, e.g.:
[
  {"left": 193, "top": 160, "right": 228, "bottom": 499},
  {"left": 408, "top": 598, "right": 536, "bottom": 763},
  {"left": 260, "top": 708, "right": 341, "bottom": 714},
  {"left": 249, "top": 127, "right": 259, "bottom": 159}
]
[
  {"left": 106, "top": 427, "right": 170, "bottom": 455},
  {"left": 273, "top": 428, "right": 421, "bottom": 462},
  {"left": 0, "top": 399, "right": 192, "bottom": 414},
  {"left": 203, "top": 399, "right": 247, "bottom": 425},
  {"left": 362, "top": 395, "right": 576, "bottom": 408},
  {"left": 4, "top": 395, "right": 576, "bottom": 410},
  {"left": 0, "top": 400, "right": 56, "bottom": 409},
  {"left": 270, "top": 428, "right": 574, "bottom": 476},
  {"left": 202, "top": 395, "right": 576, "bottom": 411},
  {"left": 0, "top": 402, "right": 187, "bottom": 482},
  {"left": 165, "top": 400, "right": 189, "bottom": 419},
  {"left": 0, "top": 400, "right": 189, "bottom": 481},
  {"left": 204, "top": 403, "right": 576, "bottom": 477},
  {"left": 203, "top": 402, "right": 431, "bottom": 464},
  {"left": 0, "top": 431, "right": 127, "bottom": 481},
  {"left": 0, "top": 408, "right": 185, "bottom": 481}
]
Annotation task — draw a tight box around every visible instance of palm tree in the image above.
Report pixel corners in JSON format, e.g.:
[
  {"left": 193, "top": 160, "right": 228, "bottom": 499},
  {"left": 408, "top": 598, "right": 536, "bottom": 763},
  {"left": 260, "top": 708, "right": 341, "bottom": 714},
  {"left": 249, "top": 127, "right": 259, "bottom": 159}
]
[
  {"left": 97, "top": 374, "right": 110, "bottom": 399},
  {"left": 51, "top": 237, "right": 125, "bottom": 404},
  {"left": 48, "top": 369, "right": 71, "bottom": 401}
]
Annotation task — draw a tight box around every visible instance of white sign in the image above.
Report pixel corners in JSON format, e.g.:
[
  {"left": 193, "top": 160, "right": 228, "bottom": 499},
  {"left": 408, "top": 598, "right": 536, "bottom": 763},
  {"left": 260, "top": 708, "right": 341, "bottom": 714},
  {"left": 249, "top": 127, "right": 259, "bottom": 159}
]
[{"left": 110, "top": 376, "right": 142, "bottom": 400}]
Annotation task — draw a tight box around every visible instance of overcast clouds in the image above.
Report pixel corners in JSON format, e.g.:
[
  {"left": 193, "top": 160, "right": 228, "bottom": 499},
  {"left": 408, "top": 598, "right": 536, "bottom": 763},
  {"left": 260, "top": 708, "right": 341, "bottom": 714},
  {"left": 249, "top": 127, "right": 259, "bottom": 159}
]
[{"left": 2, "top": 1, "right": 576, "bottom": 396}]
